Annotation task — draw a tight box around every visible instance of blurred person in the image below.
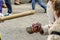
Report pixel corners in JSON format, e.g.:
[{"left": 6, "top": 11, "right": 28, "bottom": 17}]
[
  {"left": 4, "top": 0, "right": 12, "bottom": 16},
  {"left": 32, "top": 0, "right": 47, "bottom": 13},
  {"left": 0, "top": 0, "right": 4, "bottom": 17},
  {"left": 26, "top": 0, "right": 56, "bottom": 35}
]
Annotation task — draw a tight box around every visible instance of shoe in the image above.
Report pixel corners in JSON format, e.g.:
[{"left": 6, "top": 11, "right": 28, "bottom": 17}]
[
  {"left": 0, "top": 13, "right": 4, "bottom": 17},
  {"left": 4, "top": 13, "right": 11, "bottom": 16},
  {"left": 26, "top": 22, "right": 44, "bottom": 34}
]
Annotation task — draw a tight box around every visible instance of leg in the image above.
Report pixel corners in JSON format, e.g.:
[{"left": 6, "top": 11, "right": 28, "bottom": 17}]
[
  {"left": 2, "top": 0, "right": 7, "bottom": 8},
  {"left": 5, "top": 0, "right": 12, "bottom": 14},
  {"left": 0, "top": 0, "right": 3, "bottom": 13},
  {"left": 38, "top": 0, "right": 47, "bottom": 13},
  {"left": 0, "top": 0, "right": 4, "bottom": 17},
  {"left": 32, "top": 0, "right": 36, "bottom": 10}
]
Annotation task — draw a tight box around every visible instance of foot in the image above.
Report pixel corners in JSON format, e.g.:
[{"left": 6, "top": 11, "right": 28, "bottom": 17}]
[
  {"left": 14, "top": 2, "right": 20, "bottom": 5},
  {"left": 26, "top": 22, "right": 44, "bottom": 34},
  {"left": 2, "top": 4, "right": 7, "bottom": 8},
  {"left": 4, "top": 13, "right": 11, "bottom": 16}
]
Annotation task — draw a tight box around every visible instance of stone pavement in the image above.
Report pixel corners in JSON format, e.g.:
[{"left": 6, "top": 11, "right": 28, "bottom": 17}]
[{"left": 1, "top": 3, "right": 48, "bottom": 40}]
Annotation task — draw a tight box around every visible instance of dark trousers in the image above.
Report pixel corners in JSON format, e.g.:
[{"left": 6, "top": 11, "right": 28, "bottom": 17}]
[{"left": 5, "top": 0, "right": 12, "bottom": 14}]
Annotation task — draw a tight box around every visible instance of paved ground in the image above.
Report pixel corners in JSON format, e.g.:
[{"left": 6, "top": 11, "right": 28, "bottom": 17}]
[
  {"left": 1, "top": 3, "right": 48, "bottom": 40},
  {"left": 11, "top": 0, "right": 47, "bottom": 3}
]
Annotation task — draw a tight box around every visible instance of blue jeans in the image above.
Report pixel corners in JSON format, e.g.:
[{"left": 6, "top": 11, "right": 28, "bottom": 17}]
[
  {"left": 5, "top": 0, "right": 12, "bottom": 14},
  {"left": 32, "top": 0, "right": 46, "bottom": 11}
]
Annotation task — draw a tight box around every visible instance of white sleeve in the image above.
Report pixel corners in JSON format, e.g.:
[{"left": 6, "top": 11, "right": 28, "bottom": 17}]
[
  {"left": 42, "top": 25, "right": 49, "bottom": 35},
  {"left": 42, "top": 24, "right": 52, "bottom": 35}
]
